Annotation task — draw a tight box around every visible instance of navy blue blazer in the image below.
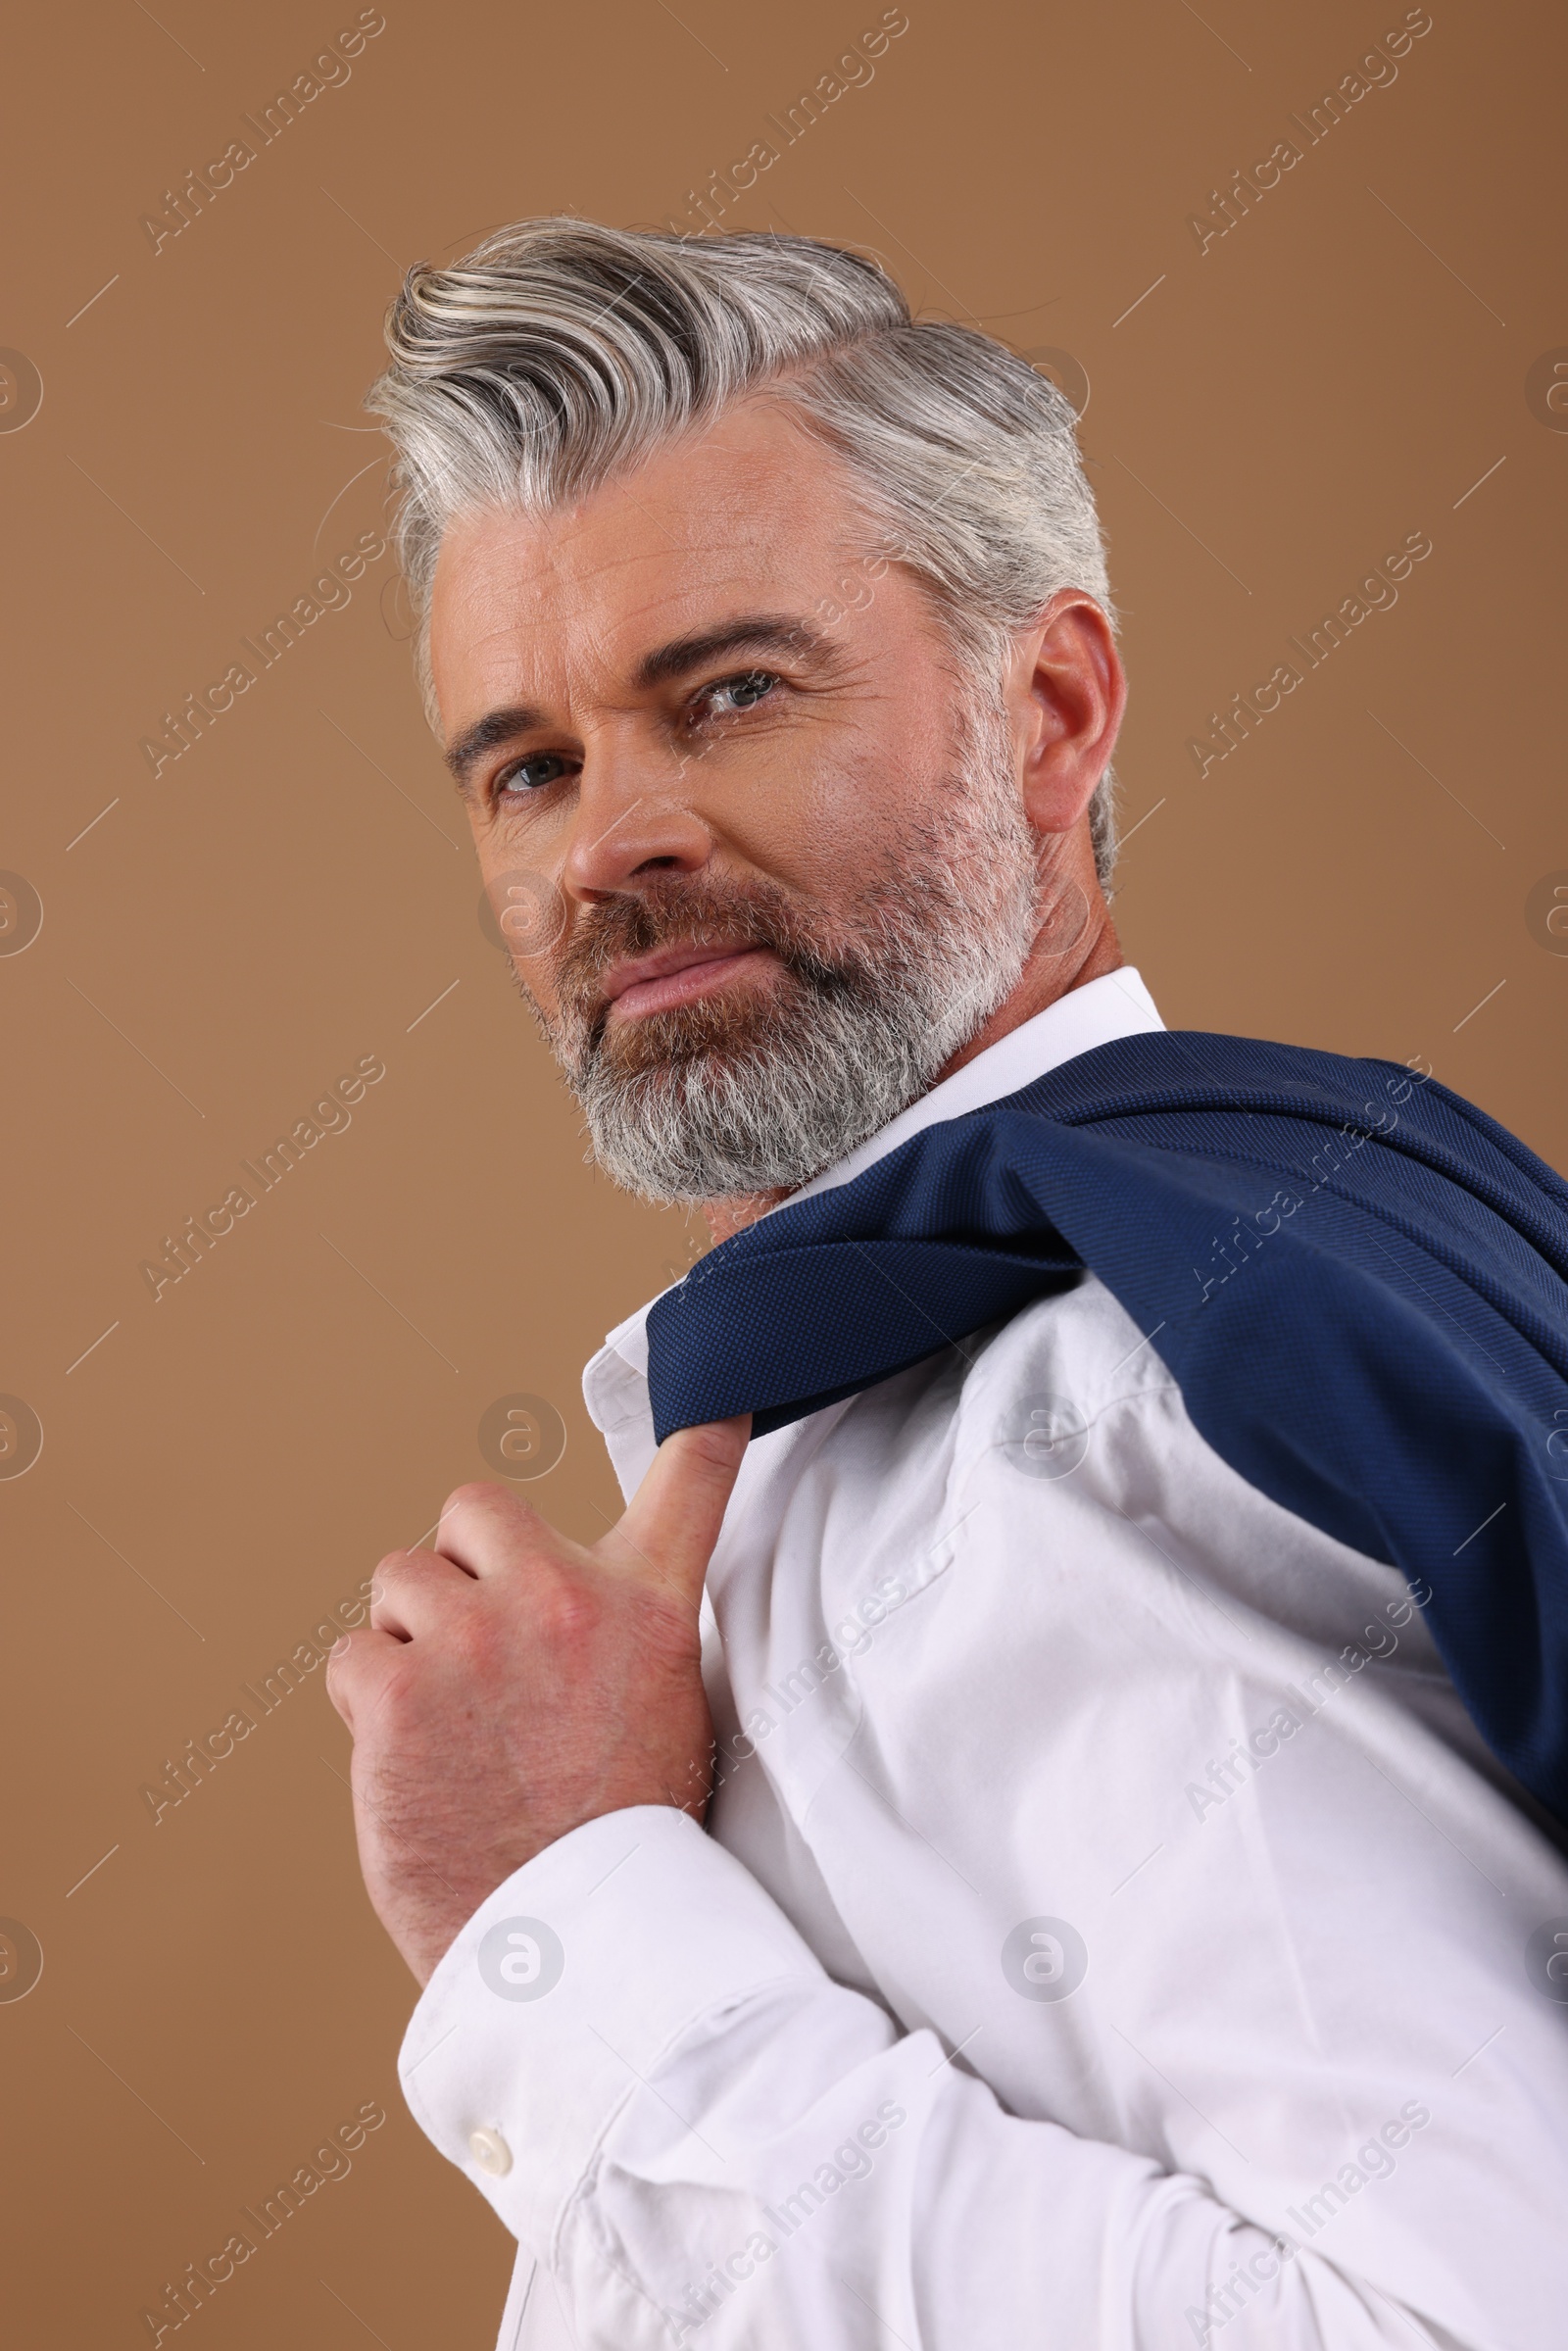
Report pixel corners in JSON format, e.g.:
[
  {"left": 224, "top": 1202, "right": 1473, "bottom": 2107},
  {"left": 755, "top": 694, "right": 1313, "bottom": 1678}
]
[{"left": 646, "top": 1033, "right": 1568, "bottom": 1823}]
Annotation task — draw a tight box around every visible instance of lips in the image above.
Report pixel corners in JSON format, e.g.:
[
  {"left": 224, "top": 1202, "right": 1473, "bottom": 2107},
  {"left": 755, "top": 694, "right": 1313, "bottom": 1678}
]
[{"left": 602, "top": 942, "right": 774, "bottom": 1020}]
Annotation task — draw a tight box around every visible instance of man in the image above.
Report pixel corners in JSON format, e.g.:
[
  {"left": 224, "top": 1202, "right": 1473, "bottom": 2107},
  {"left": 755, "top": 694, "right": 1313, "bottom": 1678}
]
[{"left": 328, "top": 220, "right": 1568, "bottom": 2348}]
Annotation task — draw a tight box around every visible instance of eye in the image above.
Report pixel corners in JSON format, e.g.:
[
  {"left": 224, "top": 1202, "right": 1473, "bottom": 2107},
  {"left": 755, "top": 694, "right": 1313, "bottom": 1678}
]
[
  {"left": 492, "top": 750, "right": 576, "bottom": 802},
  {"left": 694, "top": 668, "right": 780, "bottom": 720}
]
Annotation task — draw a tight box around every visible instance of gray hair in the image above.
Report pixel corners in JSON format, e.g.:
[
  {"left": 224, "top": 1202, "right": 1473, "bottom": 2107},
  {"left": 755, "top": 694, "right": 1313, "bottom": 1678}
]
[{"left": 366, "top": 219, "right": 1121, "bottom": 883}]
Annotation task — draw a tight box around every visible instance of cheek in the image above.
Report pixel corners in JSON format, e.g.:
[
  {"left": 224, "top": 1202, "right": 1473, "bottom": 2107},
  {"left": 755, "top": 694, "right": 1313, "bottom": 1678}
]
[
  {"left": 504, "top": 937, "right": 566, "bottom": 1027},
  {"left": 479, "top": 841, "right": 572, "bottom": 963},
  {"left": 714, "top": 723, "right": 929, "bottom": 901}
]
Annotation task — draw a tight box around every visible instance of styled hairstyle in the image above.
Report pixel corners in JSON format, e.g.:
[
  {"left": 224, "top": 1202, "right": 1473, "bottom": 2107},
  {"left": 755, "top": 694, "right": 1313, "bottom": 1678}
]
[{"left": 367, "top": 220, "right": 1121, "bottom": 881}]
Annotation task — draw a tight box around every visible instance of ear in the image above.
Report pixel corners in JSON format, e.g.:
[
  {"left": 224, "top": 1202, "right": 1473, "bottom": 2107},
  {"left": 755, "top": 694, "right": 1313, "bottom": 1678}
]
[{"left": 1008, "top": 590, "right": 1127, "bottom": 841}]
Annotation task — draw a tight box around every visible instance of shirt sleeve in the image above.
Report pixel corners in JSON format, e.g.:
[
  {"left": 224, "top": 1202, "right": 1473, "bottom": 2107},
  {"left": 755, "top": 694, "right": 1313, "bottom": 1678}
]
[{"left": 398, "top": 1806, "right": 1445, "bottom": 2351}]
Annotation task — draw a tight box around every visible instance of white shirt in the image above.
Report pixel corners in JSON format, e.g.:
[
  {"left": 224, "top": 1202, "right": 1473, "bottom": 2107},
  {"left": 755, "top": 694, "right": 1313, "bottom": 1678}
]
[{"left": 399, "top": 969, "right": 1568, "bottom": 2351}]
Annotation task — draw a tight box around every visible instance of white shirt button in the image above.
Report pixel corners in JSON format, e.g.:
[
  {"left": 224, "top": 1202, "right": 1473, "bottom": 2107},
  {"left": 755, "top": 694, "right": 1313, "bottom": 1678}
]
[{"left": 468, "top": 2125, "right": 513, "bottom": 2177}]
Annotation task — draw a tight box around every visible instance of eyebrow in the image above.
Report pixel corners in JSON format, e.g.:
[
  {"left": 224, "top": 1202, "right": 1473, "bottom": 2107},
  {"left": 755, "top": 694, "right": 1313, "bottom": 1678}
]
[
  {"left": 444, "top": 702, "right": 548, "bottom": 791},
  {"left": 633, "top": 612, "right": 826, "bottom": 689},
  {"left": 443, "top": 612, "right": 830, "bottom": 791}
]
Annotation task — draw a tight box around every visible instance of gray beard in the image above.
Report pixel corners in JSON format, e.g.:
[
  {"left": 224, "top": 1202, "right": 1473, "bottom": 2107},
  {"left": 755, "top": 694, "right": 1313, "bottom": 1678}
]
[{"left": 539, "top": 687, "right": 1042, "bottom": 1203}]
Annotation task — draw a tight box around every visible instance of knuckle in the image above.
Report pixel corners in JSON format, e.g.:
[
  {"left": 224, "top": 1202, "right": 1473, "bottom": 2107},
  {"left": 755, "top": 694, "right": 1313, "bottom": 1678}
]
[
  {"left": 527, "top": 1571, "right": 603, "bottom": 1651},
  {"left": 451, "top": 1479, "right": 544, "bottom": 1536},
  {"left": 444, "top": 1479, "right": 507, "bottom": 1514},
  {"left": 442, "top": 1480, "right": 486, "bottom": 1509},
  {"left": 323, "top": 1631, "right": 368, "bottom": 1717},
  {"left": 370, "top": 1548, "right": 407, "bottom": 1597},
  {"left": 368, "top": 1649, "right": 421, "bottom": 1729}
]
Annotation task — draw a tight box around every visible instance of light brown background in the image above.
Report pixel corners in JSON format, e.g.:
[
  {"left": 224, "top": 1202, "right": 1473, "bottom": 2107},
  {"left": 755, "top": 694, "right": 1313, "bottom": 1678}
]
[{"left": 2, "top": 0, "right": 1563, "bottom": 2341}]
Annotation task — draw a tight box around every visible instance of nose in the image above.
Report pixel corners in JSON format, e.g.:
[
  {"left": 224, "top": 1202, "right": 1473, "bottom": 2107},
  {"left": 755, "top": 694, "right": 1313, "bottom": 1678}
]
[{"left": 562, "top": 732, "right": 716, "bottom": 905}]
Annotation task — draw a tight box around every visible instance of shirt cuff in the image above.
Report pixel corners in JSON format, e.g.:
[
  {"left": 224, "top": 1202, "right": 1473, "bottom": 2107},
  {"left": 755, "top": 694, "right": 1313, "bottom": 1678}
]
[{"left": 397, "top": 1805, "right": 829, "bottom": 2255}]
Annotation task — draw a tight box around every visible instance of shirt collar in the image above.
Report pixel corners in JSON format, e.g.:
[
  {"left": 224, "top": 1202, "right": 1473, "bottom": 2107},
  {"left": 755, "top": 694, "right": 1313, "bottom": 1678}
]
[{"left": 582, "top": 966, "right": 1164, "bottom": 1444}]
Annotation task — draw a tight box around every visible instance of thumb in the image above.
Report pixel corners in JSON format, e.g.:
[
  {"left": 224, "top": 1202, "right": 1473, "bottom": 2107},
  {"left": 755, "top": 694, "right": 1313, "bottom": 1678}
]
[{"left": 600, "top": 1414, "right": 751, "bottom": 1605}]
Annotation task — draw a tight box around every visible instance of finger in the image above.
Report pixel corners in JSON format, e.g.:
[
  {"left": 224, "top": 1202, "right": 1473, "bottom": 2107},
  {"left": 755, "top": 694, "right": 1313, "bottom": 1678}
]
[
  {"left": 432, "top": 1480, "right": 564, "bottom": 1580},
  {"left": 368, "top": 1546, "right": 475, "bottom": 1641},
  {"left": 601, "top": 1415, "right": 750, "bottom": 1604},
  {"left": 324, "top": 1623, "right": 403, "bottom": 1734}
]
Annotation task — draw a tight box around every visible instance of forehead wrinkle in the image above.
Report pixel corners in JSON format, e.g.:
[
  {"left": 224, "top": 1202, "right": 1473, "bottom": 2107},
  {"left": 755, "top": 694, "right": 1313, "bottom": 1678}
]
[
  {"left": 513, "top": 504, "right": 813, "bottom": 590},
  {"left": 482, "top": 560, "right": 820, "bottom": 680},
  {"left": 476, "top": 551, "right": 786, "bottom": 675},
  {"left": 442, "top": 426, "right": 861, "bottom": 625}
]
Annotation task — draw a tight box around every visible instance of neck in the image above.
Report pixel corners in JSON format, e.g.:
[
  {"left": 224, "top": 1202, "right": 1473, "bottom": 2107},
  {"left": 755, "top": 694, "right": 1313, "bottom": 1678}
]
[{"left": 700, "top": 880, "right": 1123, "bottom": 1249}]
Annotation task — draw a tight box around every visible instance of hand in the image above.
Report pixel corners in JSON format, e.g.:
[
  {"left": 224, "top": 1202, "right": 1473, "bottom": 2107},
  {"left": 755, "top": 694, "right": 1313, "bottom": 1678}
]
[{"left": 326, "top": 1416, "right": 750, "bottom": 1985}]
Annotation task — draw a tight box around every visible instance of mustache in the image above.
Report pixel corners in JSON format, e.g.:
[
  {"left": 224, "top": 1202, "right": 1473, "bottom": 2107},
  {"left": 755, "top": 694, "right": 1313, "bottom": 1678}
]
[{"left": 555, "top": 873, "right": 856, "bottom": 1021}]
